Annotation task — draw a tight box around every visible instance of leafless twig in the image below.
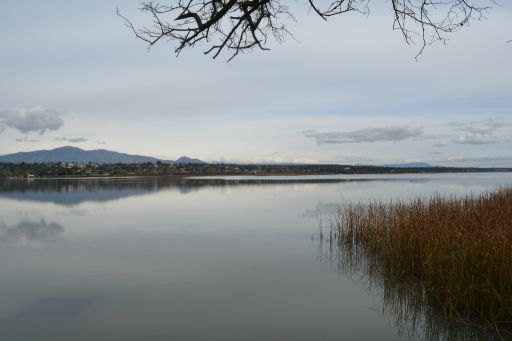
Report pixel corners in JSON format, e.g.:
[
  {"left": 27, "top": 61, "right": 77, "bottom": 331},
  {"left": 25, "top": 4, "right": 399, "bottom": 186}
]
[{"left": 118, "top": 0, "right": 493, "bottom": 60}]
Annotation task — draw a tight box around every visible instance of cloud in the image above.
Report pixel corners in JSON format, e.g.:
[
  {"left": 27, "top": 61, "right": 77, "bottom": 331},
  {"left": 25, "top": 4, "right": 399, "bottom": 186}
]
[
  {"left": 446, "top": 119, "right": 511, "bottom": 145},
  {"left": 439, "top": 154, "right": 512, "bottom": 166},
  {"left": 94, "top": 140, "right": 106, "bottom": 145},
  {"left": 335, "top": 155, "right": 380, "bottom": 164},
  {"left": 433, "top": 141, "right": 449, "bottom": 148},
  {"left": 454, "top": 133, "right": 505, "bottom": 145},
  {"left": 68, "top": 137, "right": 87, "bottom": 142},
  {"left": 15, "top": 136, "right": 40, "bottom": 143},
  {"left": 55, "top": 136, "right": 88, "bottom": 143},
  {"left": 448, "top": 118, "right": 512, "bottom": 134},
  {"left": 303, "top": 126, "right": 424, "bottom": 145},
  {"left": 217, "top": 155, "right": 318, "bottom": 164},
  {"left": 0, "top": 106, "right": 63, "bottom": 134}
]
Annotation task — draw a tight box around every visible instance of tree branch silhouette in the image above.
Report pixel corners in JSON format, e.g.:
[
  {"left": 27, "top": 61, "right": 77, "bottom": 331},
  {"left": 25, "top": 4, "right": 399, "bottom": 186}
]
[{"left": 118, "top": 0, "right": 492, "bottom": 60}]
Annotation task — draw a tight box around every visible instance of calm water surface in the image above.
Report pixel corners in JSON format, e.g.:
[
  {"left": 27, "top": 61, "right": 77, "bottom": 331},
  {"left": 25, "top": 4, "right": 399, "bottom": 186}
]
[{"left": 1, "top": 173, "right": 511, "bottom": 340}]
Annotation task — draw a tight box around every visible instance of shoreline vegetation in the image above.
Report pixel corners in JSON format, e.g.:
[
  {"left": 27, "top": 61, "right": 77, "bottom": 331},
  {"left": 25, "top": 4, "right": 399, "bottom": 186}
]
[
  {"left": 321, "top": 187, "right": 512, "bottom": 339},
  {"left": 1, "top": 162, "right": 512, "bottom": 178}
]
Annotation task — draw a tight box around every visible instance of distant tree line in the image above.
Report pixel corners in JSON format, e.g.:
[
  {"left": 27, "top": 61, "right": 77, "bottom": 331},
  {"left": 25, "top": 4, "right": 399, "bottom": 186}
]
[{"left": 1, "top": 162, "right": 510, "bottom": 178}]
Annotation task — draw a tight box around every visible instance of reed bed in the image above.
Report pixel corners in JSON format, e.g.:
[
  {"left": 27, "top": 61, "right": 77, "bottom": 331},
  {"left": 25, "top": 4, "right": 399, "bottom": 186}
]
[{"left": 328, "top": 187, "right": 512, "bottom": 336}]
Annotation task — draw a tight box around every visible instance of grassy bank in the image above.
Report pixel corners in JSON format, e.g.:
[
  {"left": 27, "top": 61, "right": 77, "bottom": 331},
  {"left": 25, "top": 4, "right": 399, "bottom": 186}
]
[{"left": 327, "top": 187, "right": 512, "bottom": 336}]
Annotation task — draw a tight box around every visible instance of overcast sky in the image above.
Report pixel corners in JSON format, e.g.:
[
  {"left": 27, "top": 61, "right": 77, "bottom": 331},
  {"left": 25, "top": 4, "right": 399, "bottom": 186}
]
[{"left": 1, "top": 1, "right": 511, "bottom": 166}]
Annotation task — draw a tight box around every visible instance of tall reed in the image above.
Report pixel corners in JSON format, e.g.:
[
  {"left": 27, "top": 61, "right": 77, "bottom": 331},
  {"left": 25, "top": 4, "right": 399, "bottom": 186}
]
[{"left": 328, "top": 187, "right": 512, "bottom": 336}]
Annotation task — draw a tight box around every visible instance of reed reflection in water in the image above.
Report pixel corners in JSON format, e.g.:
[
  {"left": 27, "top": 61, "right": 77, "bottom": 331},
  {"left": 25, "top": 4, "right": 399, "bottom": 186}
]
[{"left": 315, "top": 195, "right": 510, "bottom": 341}]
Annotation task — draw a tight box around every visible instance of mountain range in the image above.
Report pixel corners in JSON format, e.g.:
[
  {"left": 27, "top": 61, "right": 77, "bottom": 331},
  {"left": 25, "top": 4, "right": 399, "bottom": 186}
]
[
  {"left": 0, "top": 146, "right": 205, "bottom": 164},
  {"left": 0, "top": 147, "right": 438, "bottom": 167}
]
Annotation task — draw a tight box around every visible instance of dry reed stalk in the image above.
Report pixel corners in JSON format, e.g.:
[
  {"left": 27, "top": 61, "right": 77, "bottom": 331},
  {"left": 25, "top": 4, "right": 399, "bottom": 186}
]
[{"left": 329, "top": 187, "right": 512, "bottom": 336}]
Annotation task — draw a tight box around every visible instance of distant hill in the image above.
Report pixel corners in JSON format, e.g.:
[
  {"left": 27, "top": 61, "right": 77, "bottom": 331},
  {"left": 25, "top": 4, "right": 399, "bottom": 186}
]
[
  {"left": 0, "top": 146, "right": 205, "bottom": 164},
  {"left": 382, "top": 162, "right": 434, "bottom": 168},
  {"left": 174, "top": 156, "right": 205, "bottom": 164}
]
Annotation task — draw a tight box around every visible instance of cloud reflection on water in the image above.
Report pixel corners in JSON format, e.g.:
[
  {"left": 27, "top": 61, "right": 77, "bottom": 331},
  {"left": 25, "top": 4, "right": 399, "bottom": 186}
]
[
  {"left": 303, "top": 202, "right": 339, "bottom": 218},
  {"left": 0, "top": 219, "right": 64, "bottom": 247}
]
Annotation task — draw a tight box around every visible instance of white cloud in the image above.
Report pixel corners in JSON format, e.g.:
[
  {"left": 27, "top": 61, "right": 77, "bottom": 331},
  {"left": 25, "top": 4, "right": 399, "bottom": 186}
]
[
  {"left": 335, "top": 155, "right": 380, "bottom": 164},
  {"left": 454, "top": 133, "right": 505, "bottom": 145},
  {"left": 217, "top": 155, "right": 318, "bottom": 164},
  {"left": 303, "top": 126, "right": 424, "bottom": 145},
  {"left": 0, "top": 106, "right": 63, "bottom": 134}
]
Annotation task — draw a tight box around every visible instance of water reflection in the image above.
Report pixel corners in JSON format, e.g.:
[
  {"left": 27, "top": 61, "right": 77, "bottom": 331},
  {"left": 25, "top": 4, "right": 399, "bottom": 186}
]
[
  {"left": 0, "top": 174, "right": 511, "bottom": 340},
  {"left": 303, "top": 202, "right": 339, "bottom": 218},
  {"left": 0, "top": 176, "right": 431, "bottom": 206},
  {"left": 0, "top": 219, "right": 64, "bottom": 247},
  {"left": 314, "top": 228, "right": 502, "bottom": 340},
  {"left": 18, "top": 297, "right": 95, "bottom": 319}
]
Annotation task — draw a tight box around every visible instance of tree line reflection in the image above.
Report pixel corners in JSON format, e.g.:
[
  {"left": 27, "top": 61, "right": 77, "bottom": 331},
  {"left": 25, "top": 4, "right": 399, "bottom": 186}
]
[{"left": 0, "top": 177, "right": 427, "bottom": 205}]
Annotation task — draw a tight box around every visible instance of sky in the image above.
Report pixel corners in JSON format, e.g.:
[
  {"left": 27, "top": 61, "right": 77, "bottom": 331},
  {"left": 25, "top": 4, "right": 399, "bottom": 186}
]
[{"left": 0, "top": 0, "right": 511, "bottom": 166}]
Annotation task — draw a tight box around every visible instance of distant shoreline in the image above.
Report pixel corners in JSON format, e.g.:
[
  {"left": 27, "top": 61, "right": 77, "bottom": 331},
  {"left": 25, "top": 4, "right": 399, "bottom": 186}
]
[{"left": 1, "top": 162, "right": 512, "bottom": 179}]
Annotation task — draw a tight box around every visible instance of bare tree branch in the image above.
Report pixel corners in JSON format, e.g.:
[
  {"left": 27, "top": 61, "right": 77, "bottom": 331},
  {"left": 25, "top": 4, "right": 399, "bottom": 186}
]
[
  {"left": 118, "top": 0, "right": 493, "bottom": 60},
  {"left": 390, "top": 0, "right": 493, "bottom": 59}
]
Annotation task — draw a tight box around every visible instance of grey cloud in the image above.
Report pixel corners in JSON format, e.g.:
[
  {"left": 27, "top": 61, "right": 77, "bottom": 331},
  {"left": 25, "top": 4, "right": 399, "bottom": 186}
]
[
  {"left": 448, "top": 118, "right": 512, "bottom": 134},
  {"left": 0, "top": 106, "right": 63, "bottom": 134},
  {"left": 94, "top": 140, "right": 106, "bottom": 145},
  {"left": 303, "top": 126, "right": 424, "bottom": 145},
  {"left": 433, "top": 141, "right": 449, "bottom": 148},
  {"left": 15, "top": 136, "right": 40, "bottom": 143},
  {"left": 55, "top": 136, "right": 88, "bottom": 143},
  {"left": 446, "top": 118, "right": 511, "bottom": 145},
  {"left": 454, "top": 133, "right": 505, "bottom": 145}
]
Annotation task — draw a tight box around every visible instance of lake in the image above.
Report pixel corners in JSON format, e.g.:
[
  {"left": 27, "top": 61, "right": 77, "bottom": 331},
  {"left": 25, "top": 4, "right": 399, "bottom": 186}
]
[{"left": 1, "top": 173, "right": 511, "bottom": 340}]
